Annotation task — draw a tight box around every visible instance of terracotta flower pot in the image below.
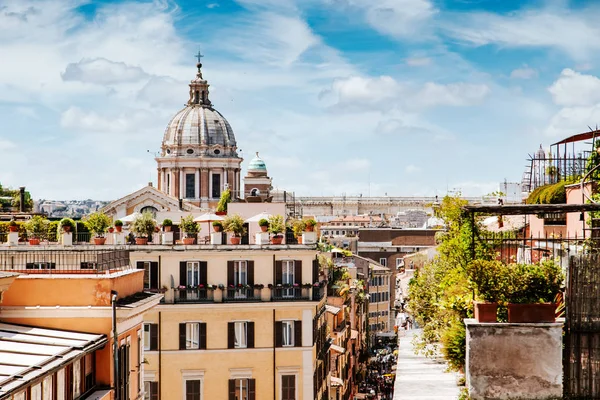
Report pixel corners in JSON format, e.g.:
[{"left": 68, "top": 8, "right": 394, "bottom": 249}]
[
  {"left": 9, "top": 226, "right": 18, "bottom": 233},
  {"left": 508, "top": 303, "right": 556, "bottom": 323},
  {"left": 94, "top": 237, "right": 106, "bottom": 245},
  {"left": 135, "top": 238, "right": 148, "bottom": 245},
  {"left": 108, "top": 227, "right": 114, "bottom": 233},
  {"left": 213, "top": 225, "right": 222, "bottom": 232},
  {"left": 474, "top": 302, "right": 498, "bottom": 323},
  {"left": 29, "top": 238, "right": 40, "bottom": 246},
  {"left": 305, "top": 225, "right": 314, "bottom": 232},
  {"left": 215, "top": 211, "right": 227, "bottom": 216},
  {"left": 183, "top": 237, "right": 196, "bottom": 245},
  {"left": 297, "top": 236, "right": 303, "bottom": 244},
  {"left": 164, "top": 226, "right": 172, "bottom": 232},
  {"left": 115, "top": 226, "right": 123, "bottom": 233},
  {"left": 230, "top": 236, "right": 241, "bottom": 245},
  {"left": 260, "top": 225, "right": 268, "bottom": 233},
  {"left": 271, "top": 235, "right": 283, "bottom": 245}
]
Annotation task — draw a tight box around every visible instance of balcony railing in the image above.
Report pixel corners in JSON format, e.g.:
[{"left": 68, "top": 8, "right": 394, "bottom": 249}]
[
  {"left": 174, "top": 288, "right": 214, "bottom": 303},
  {"left": 0, "top": 249, "right": 132, "bottom": 274},
  {"left": 223, "top": 287, "right": 260, "bottom": 302},
  {"left": 271, "top": 287, "right": 309, "bottom": 301}
]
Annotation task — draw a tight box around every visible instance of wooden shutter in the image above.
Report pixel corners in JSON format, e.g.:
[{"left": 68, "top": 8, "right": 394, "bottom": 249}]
[
  {"left": 150, "top": 382, "right": 158, "bottom": 400},
  {"left": 247, "top": 322, "right": 255, "bottom": 348},
  {"left": 248, "top": 379, "right": 256, "bottom": 400},
  {"left": 294, "top": 320, "right": 302, "bottom": 347},
  {"left": 199, "top": 323, "right": 207, "bottom": 349},
  {"left": 275, "top": 261, "right": 283, "bottom": 285},
  {"left": 199, "top": 261, "right": 208, "bottom": 286},
  {"left": 179, "top": 323, "right": 186, "bottom": 350},
  {"left": 179, "top": 261, "right": 187, "bottom": 286},
  {"left": 150, "top": 262, "right": 159, "bottom": 290},
  {"left": 247, "top": 261, "right": 254, "bottom": 286},
  {"left": 228, "top": 379, "right": 236, "bottom": 400},
  {"left": 312, "top": 258, "right": 319, "bottom": 283},
  {"left": 294, "top": 260, "right": 302, "bottom": 285},
  {"left": 227, "top": 261, "right": 235, "bottom": 287},
  {"left": 227, "top": 322, "right": 235, "bottom": 349},
  {"left": 275, "top": 321, "right": 283, "bottom": 347},
  {"left": 136, "top": 261, "right": 145, "bottom": 270},
  {"left": 150, "top": 324, "right": 158, "bottom": 351}
]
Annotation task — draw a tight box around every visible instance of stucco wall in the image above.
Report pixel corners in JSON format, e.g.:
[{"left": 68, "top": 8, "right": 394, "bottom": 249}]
[{"left": 465, "top": 319, "right": 563, "bottom": 400}]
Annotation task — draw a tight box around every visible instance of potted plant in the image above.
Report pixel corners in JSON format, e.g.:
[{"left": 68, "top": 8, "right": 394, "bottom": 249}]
[
  {"left": 180, "top": 215, "right": 199, "bottom": 245},
  {"left": 505, "top": 260, "right": 563, "bottom": 323},
  {"left": 216, "top": 188, "right": 231, "bottom": 215},
  {"left": 223, "top": 214, "right": 245, "bottom": 244},
  {"left": 162, "top": 219, "right": 173, "bottom": 232},
  {"left": 212, "top": 221, "right": 223, "bottom": 232},
  {"left": 268, "top": 215, "right": 285, "bottom": 245},
  {"left": 305, "top": 218, "right": 317, "bottom": 232},
  {"left": 466, "top": 259, "right": 509, "bottom": 322},
  {"left": 25, "top": 215, "right": 49, "bottom": 245},
  {"left": 8, "top": 220, "right": 18, "bottom": 233},
  {"left": 290, "top": 219, "right": 305, "bottom": 244},
  {"left": 131, "top": 212, "right": 156, "bottom": 245},
  {"left": 114, "top": 220, "right": 123, "bottom": 232},
  {"left": 258, "top": 218, "right": 269, "bottom": 233},
  {"left": 59, "top": 218, "right": 76, "bottom": 233},
  {"left": 84, "top": 212, "right": 112, "bottom": 245},
  {"left": 108, "top": 226, "right": 115, "bottom": 233}
]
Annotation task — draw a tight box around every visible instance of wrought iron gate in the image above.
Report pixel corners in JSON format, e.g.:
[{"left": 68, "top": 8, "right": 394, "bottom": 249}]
[{"left": 564, "top": 254, "right": 600, "bottom": 399}]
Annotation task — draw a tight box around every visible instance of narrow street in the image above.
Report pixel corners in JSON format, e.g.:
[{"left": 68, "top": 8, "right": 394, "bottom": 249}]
[{"left": 393, "top": 330, "right": 460, "bottom": 400}]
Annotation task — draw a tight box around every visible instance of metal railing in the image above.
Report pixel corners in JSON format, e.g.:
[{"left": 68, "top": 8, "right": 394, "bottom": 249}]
[
  {"left": 271, "top": 287, "right": 309, "bottom": 301},
  {"left": 174, "top": 288, "right": 214, "bottom": 303},
  {"left": 0, "top": 249, "right": 131, "bottom": 274},
  {"left": 223, "top": 287, "right": 260, "bottom": 302}
]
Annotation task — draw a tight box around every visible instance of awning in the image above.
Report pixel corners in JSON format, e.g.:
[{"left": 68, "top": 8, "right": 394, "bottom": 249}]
[
  {"left": 325, "top": 305, "right": 341, "bottom": 315},
  {"left": 351, "top": 329, "right": 359, "bottom": 340},
  {"left": 330, "top": 376, "right": 344, "bottom": 387},
  {"left": 330, "top": 344, "right": 345, "bottom": 354}
]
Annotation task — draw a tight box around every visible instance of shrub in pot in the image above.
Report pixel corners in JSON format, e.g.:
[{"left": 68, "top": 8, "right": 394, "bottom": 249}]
[
  {"left": 466, "top": 259, "right": 510, "bottom": 322},
  {"left": 84, "top": 212, "right": 111, "bottom": 245},
  {"left": 212, "top": 221, "right": 223, "bottom": 232},
  {"left": 305, "top": 218, "right": 317, "bottom": 232},
  {"left": 131, "top": 212, "right": 156, "bottom": 245},
  {"left": 289, "top": 219, "right": 305, "bottom": 243},
  {"left": 258, "top": 218, "right": 269, "bottom": 233},
  {"left": 216, "top": 188, "right": 231, "bottom": 215},
  {"left": 223, "top": 214, "right": 245, "bottom": 244},
  {"left": 25, "top": 215, "right": 49, "bottom": 245},
  {"left": 114, "top": 220, "right": 123, "bottom": 232},
  {"left": 180, "top": 215, "right": 199, "bottom": 245},
  {"left": 59, "top": 218, "right": 76, "bottom": 234},
  {"left": 8, "top": 220, "right": 18, "bottom": 233},
  {"left": 268, "top": 215, "right": 285, "bottom": 245},
  {"left": 162, "top": 219, "right": 173, "bottom": 232}
]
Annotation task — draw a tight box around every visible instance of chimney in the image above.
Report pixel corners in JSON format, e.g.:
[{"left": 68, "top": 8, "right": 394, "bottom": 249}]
[{"left": 19, "top": 187, "right": 25, "bottom": 213}]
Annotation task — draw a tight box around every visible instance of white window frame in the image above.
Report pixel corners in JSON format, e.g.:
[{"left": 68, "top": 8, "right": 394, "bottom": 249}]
[
  {"left": 187, "top": 261, "right": 201, "bottom": 286},
  {"left": 181, "top": 370, "right": 204, "bottom": 400},
  {"left": 234, "top": 261, "right": 248, "bottom": 285},
  {"left": 138, "top": 329, "right": 143, "bottom": 395},
  {"left": 379, "top": 258, "right": 387, "bottom": 267},
  {"left": 143, "top": 323, "right": 152, "bottom": 351},
  {"left": 140, "top": 261, "right": 153, "bottom": 290},
  {"left": 277, "top": 367, "right": 299, "bottom": 400},
  {"left": 234, "top": 321, "right": 248, "bottom": 349},
  {"left": 282, "top": 321, "right": 294, "bottom": 347},
  {"left": 281, "top": 260, "right": 295, "bottom": 298},
  {"left": 186, "top": 322, "right": 200, "bottom": 350}
]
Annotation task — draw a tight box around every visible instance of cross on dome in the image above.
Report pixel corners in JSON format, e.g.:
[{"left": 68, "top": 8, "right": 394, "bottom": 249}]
[{"left": 195, "top": 50, "right": 204, "bottom": 63}]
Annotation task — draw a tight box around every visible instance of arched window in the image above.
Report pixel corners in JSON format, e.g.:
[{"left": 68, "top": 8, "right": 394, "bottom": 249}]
[
  {"left": 250, "top": 188, "right": 260, "bottom": 196},
  {"left": 140, "top": 206, "right": 158, "bottom": 218}
]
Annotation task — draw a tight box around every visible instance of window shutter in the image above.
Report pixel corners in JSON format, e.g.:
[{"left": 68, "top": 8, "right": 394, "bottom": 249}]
[
  {"left": 136, "top": 261, "right": 145, "bottom": 270},
  {"left": 247, "top": 261, "right": 254, "bottom": 286},
  {"left": 150, "top": 324, "right": 158, "bottom": 351},
  {"left": 150, "top": 262, "right": 159, "bottom": 290},
  {"left": 248, "top": 379, "right": 256, "bottom": 400},
  {"left": 179, "top": 261, "right": 187, "bottom": 286},
  {"left": 247, "top": 322, "right": 255, "bottom": 348},
  {"left": 294, "top": 320, "right": 302, "bottom": 347},
  {"left": 227, "top": 323, "right": 235, "bottom": 349},
  {"left": 179, "top": 323, "right": 186, "bottom": 350},
  {"left": 200, "top": 262, "right": 208, "bottom": 286},
  {"left": 199, "top": 323, "right": 207, "bottom": 350},
  {"left": 275, "top": 261, "right": 283, "bottom": 285},
  {"left": 294, "top": 261, "right": 302, "bottom": 285},
  {"left": 312, "top": 258, "right": 319, "bottom": 283},
  {"left": 227, "top": 261, "right": 235, "bottom": 287},
  {"left": 228, "top": 379, "right": 236, "bottom": 400},
  {"left": 150, "top": 382, "right": 158, "bottom": 400},
  {"left": 275, "top": 321, "right": 282, "bottom": 347}
]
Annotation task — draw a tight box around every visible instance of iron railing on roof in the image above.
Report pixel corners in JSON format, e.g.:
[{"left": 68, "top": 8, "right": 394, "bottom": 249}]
[{"left": 0, "top": 249, "right": 131, "bottom": 274}]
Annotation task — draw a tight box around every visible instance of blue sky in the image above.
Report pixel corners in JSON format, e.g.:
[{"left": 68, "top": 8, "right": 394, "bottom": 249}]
[{"left": 2, "top": 0, "right": 600, "bottom": 200}]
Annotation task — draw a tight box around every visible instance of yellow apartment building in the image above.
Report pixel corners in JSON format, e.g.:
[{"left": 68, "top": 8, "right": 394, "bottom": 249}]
[
  {"left": 128, "top": 244, "right": 328, "bottom": 400},
  {"left": 368, "top": 264, "right": 392, "bottom": 335},
  {"left": 0, "top": 247, "right": 162, "bottom": 400}
]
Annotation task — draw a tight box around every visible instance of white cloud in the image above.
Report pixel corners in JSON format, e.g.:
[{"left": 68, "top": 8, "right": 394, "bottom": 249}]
[
  {"left": 415, "top": 82, "right": 490, "bottom": 107},
  {"left": 510, "top": 66, "right": 538, "bottom": 79},
  {"left": 207, "top": 3, "right": 219, "bottom": 8},
  {"left": 406, "top": 57, "right": 432, "bottom": 67},
  {"left": 0, "top": 140, "right": 17, "bottom": 151},
  {"left": 548, "top": 68, "right": 600, "bottom": 106},
  {"left": 61, "top": 58, "right": 150, "bottom": 85}
]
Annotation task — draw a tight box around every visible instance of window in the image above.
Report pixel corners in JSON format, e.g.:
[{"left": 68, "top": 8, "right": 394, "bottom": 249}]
[
  {"left": 282, "top": 321, "right": 294, "bottom": 347},
  {"left": 379, "top": 258, "right": 387, "bottom": 267},
  {"left": 396, "top": 258, "right": 404, "bottom": 268},
  {"left": 281, "top": 375, "right": 296, "bottom": 400},
  {"left": 144, "top": 381, "right": 158, "bottom": 400},
  {"left": 118, "top": 342, "right": 130, "bottom": 400},
  {"left": 229, "top": 379, "right": 255, "bottom": 400},
  {"left": 282, "top": 261, "right": 295, "bottom": 298},
  {"left": 138, "top": 332, "right": 142, "bottom": 395},
  {"left": 211, "top": 173, "right": 221, "bottom": 198},
  {"left": 235, "top": 322, "right": 247, "bottom": 348},
  {"left": 80, "top": 262, "right": 97, "bottom": 270},
  {"left": 186, "top": 173, "right": 195, "bottom": 199},
  {"left": 185, "top": 379, "right": 201, "bottom": 400},
  {"left": 84, "top": 353, "right": 94, "bottom": 393},
  {"left": 187, "top": 262, "right": 201, "bottom": 286},
  {"left": 144, "top": 323, "right": 159, "bottom": 351},
  {"left": 140, "top": 206, "right": 158, "bottom": 218},
  {"left": 187, "top": 323, "right": 199, "bottom": 349},
  {"left": 73, "top": 359, "right": 81, "bottom": 398},
  {"left": 25, "top": 262, "right": 56, "bottom": 269},
  {"left": 234, "top": 261, "right": 247, "bottom": 286},
  {"left": 137, "top": 261, "right": 159, "bottom": 290}
]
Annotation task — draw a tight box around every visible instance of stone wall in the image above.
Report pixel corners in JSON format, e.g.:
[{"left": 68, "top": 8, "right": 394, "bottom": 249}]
[{"left": 465, "top": 319, "right": 563, "bottom": 400}]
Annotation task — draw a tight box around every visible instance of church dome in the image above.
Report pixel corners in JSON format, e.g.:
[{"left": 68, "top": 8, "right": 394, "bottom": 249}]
[
  {"left": 248, "top": 153, "right": 267, "bottom": 172},
  {"left": 160, "top": 60, "right": 237, "bottom": 158}
]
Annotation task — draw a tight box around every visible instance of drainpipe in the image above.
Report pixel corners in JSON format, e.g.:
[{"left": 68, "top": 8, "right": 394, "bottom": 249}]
[
  {"left": 111, "top": 290, "right": 119, "bottom": 400},
  {"left": 273, "top": 309, "right": 276, "bottom": 400},
  {"left": 159, "top": 311, "right": 162, "bottom": 400}
]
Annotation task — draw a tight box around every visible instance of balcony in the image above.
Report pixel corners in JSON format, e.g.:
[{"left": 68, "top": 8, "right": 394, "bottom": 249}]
[
  {"left": 174, "top": 288, "right": 214, "bottom": 303},
  {"left": 271, "top": 287, "right": 310, "bottom": 301},
  {"left": 223, "top": 287, "right": 260, "bottom": 302},
  {"left": 162, "top": 286, "right": 325, "bottom": 304}
]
